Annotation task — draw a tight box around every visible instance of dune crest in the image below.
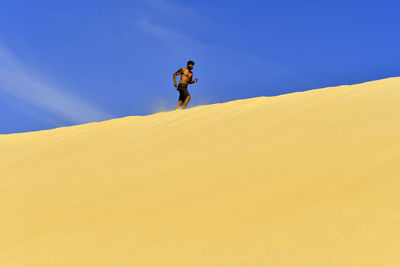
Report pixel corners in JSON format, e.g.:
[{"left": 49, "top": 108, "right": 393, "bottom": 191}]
[{"left": 1, "top": 77, "right": 400, "bottom": 266}]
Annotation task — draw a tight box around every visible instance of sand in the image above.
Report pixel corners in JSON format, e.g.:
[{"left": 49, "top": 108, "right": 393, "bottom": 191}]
[{"left": 1, "top": 77, "right": 400, "bottom": 266}]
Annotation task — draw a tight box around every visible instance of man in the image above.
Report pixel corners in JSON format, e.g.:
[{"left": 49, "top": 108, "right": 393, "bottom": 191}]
[{"left": 173, "top": 60, "right": 198, "bottom": 110}]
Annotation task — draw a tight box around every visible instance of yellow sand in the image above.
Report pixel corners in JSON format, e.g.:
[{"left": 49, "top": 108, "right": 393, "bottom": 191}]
[{"left": 1, "top": 77, "right": 400, "bottom": 266}]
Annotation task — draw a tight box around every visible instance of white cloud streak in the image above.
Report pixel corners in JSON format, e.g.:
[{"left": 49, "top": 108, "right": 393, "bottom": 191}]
[
  {"left": 135, "top": 0, "right": 272, "bottom": 67},
  {"left": 142, "top": 0, "right": 213, "bottom": 23},
  {"left": 135, "top": 19, "right": 208, "bottom": 49},
  {"left": 0, "top": 45, "right": 111, "bottom": 124},
  {"left": 135, "top": 18, "right": 271, "bottom": 67}
]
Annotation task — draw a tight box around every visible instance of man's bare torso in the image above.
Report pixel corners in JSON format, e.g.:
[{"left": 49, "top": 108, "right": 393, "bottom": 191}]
[{"left": 177, "top": 68, "right": 193, "bottom": 85}]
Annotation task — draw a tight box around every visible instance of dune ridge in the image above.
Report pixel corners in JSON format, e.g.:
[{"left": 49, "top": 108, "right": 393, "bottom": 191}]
[{"left": 1, "top": 77, "right": 400, "bottom": 266}]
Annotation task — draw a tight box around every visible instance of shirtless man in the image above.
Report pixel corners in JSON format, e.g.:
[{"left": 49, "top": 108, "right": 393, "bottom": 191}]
[{"left": 173, "top": 61, "right": 198, "bottom": 110}]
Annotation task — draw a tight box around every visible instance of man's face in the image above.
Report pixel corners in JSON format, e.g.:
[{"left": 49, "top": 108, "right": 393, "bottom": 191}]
[{"left": 187, "top": 63, "right": 194, "bottom": 70}]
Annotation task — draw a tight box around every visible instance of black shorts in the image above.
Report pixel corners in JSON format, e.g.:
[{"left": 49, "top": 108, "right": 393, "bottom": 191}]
[{"left": 177, "top": 83, "right": 190, "bottom": 101}]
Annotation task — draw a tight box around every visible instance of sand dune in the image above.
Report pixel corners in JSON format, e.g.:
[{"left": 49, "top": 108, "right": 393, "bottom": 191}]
[{"left": 1, "top": 77, "right": 400, "bottom": 266}]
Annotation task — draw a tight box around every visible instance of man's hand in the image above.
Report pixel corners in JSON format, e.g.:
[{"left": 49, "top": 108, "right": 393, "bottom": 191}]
[{"left": 190, "top": 78, "right": 198, "bottom": 84}]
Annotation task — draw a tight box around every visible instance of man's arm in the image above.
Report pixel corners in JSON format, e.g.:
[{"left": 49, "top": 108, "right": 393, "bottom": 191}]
[
  {"left": 173, "top": 69, "right": 183, "bottom": 87},
  {"left": 189, "top": 78, "right": 198, "bottom": 84}
]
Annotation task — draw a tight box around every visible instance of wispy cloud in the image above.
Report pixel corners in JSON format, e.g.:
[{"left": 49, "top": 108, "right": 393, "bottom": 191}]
[
  {"left": 0, "top": 44, "right": 111, "bottom": 124},
  {"left": 135, "top": 0, "right": 272, "bottom": 67},
  {"left": 141, "top": 0, "right": 213, "bottom": 24},
  {"left": 135, "top": 18, "right": 270, "bottom": 67},
  {"left": 136, "top": 0, "right": 216, "bottom": 47},
  {"left": 135, "top": 19, "right": 209, "bottom": 49},
  {"left": 142, "top": 0, "right": 192, "bottom": 13}
]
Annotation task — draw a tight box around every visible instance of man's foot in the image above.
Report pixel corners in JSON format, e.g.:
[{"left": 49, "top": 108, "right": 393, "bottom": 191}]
[
  {"left": 183, "top": 96, "right": 191, "bottom": 109},
  {"left": 174, "top": 101, "right": 183, "bottom": 110}
]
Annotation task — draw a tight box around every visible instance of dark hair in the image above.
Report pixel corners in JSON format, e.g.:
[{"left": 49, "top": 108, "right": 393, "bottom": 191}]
[{"left": 187, "top": 60, "right": 195, "bottom": 65}]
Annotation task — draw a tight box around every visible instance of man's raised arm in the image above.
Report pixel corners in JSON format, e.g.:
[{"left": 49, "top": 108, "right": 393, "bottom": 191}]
[{"left": 173, "top": 69, "right": 183, "bottom": 87}]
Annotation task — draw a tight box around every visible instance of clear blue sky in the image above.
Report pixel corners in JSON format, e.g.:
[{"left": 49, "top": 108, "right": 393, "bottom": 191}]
[{"left": 0, "top": 0, "right": 399, "bottom": 133}]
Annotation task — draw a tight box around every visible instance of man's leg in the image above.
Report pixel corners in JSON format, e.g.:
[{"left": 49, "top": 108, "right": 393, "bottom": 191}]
[
  {"left": 183, "top": 95, "right": 191, "bottom": 109},
  {"left": 175, "top": 100, "right": 183, "bottom": 110}
]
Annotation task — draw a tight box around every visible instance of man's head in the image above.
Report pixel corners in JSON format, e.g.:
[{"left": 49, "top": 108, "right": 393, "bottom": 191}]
[{"left": 187, "top": 60, "right": 195, "bottom": 70}]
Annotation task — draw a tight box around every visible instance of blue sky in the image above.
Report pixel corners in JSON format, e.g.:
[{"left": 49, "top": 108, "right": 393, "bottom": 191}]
[{"left": 0, "top": 0, "right": 399, "bottom": 133}]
